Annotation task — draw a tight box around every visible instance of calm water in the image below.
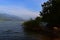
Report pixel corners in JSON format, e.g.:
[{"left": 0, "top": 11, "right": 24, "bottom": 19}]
[{"left": 0, "top": 21, "right": 50, "bottom": 40}]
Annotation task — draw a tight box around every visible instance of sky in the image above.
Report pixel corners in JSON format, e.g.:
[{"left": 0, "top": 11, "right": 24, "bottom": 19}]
[{"left": 0, "top": 0, "right": 47, "bottom": 20}]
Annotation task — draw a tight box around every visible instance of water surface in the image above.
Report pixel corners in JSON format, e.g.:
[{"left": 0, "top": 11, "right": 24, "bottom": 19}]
[{"left": 0, "top": 21, "right": 50, "bottom": 40}]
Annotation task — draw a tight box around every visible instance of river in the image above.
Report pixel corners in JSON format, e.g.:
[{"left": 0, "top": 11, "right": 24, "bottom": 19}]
[{"left": 0, "top": 21, "right": 51, "bottom": 40}]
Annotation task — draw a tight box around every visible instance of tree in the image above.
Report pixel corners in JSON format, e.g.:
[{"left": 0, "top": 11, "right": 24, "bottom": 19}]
[{"left": 40, "top": 0, "right": 60, "bottom": 27}]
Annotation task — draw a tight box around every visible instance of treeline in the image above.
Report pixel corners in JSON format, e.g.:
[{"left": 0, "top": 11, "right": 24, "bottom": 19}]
[
  {"left": 23, "top": 17, "right": 42, "bottom": 31},
  {"left": 23, "top": 0, "right": 60, "bottom": 34}
]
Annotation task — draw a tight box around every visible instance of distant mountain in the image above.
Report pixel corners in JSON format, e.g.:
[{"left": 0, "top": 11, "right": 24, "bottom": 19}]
[{"left": 0, "top": 13, "right": 24, "bottom": 21}]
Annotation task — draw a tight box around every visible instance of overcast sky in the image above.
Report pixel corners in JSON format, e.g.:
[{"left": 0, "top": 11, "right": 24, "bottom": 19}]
[{"left": 0, "top": 0, "right": 47, "bottom": 19}]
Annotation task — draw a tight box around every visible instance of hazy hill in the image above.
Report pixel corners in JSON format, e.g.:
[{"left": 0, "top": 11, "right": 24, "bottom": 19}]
[{"left": 0, "top": 13, "right": 24, "bottom": 21}]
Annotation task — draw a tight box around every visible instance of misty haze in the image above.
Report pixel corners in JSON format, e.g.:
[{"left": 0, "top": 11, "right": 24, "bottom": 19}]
[{"left": 0, "top": 0, "right": 59, "bottom": 40}]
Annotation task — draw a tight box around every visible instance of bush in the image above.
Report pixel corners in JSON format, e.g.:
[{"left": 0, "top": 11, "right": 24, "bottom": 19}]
[{"left": 23, "top": 17, "right": 42, "bottom": 32}]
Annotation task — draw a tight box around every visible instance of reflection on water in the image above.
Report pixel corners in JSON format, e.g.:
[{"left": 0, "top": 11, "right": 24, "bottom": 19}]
[{"left": 0, "top": 21, "right": 59, "bottom": 40}]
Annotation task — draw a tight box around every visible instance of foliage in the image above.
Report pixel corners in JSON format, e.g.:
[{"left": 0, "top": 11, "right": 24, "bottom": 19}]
[
  {"left": 40, "top": 0, "right": 60, "bottom": 27},
  {"left": 40, "top": 0, "right": 52, "bottom": 23},
  {"left": 23, "top": 17, "right": 42, "bottom": 31},
  {"left": 22, "top": 0, "right": 60, "bottom": 38}
]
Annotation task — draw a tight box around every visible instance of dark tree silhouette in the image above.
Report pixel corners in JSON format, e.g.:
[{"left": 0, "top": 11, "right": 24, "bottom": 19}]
[{"left": 40, "top": 0, "right": 60, "bottom": 27}]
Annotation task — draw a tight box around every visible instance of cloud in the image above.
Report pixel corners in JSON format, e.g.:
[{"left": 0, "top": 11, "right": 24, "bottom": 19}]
[{"left": 0, "top": 6, "right": 40, "bottom": 19}]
